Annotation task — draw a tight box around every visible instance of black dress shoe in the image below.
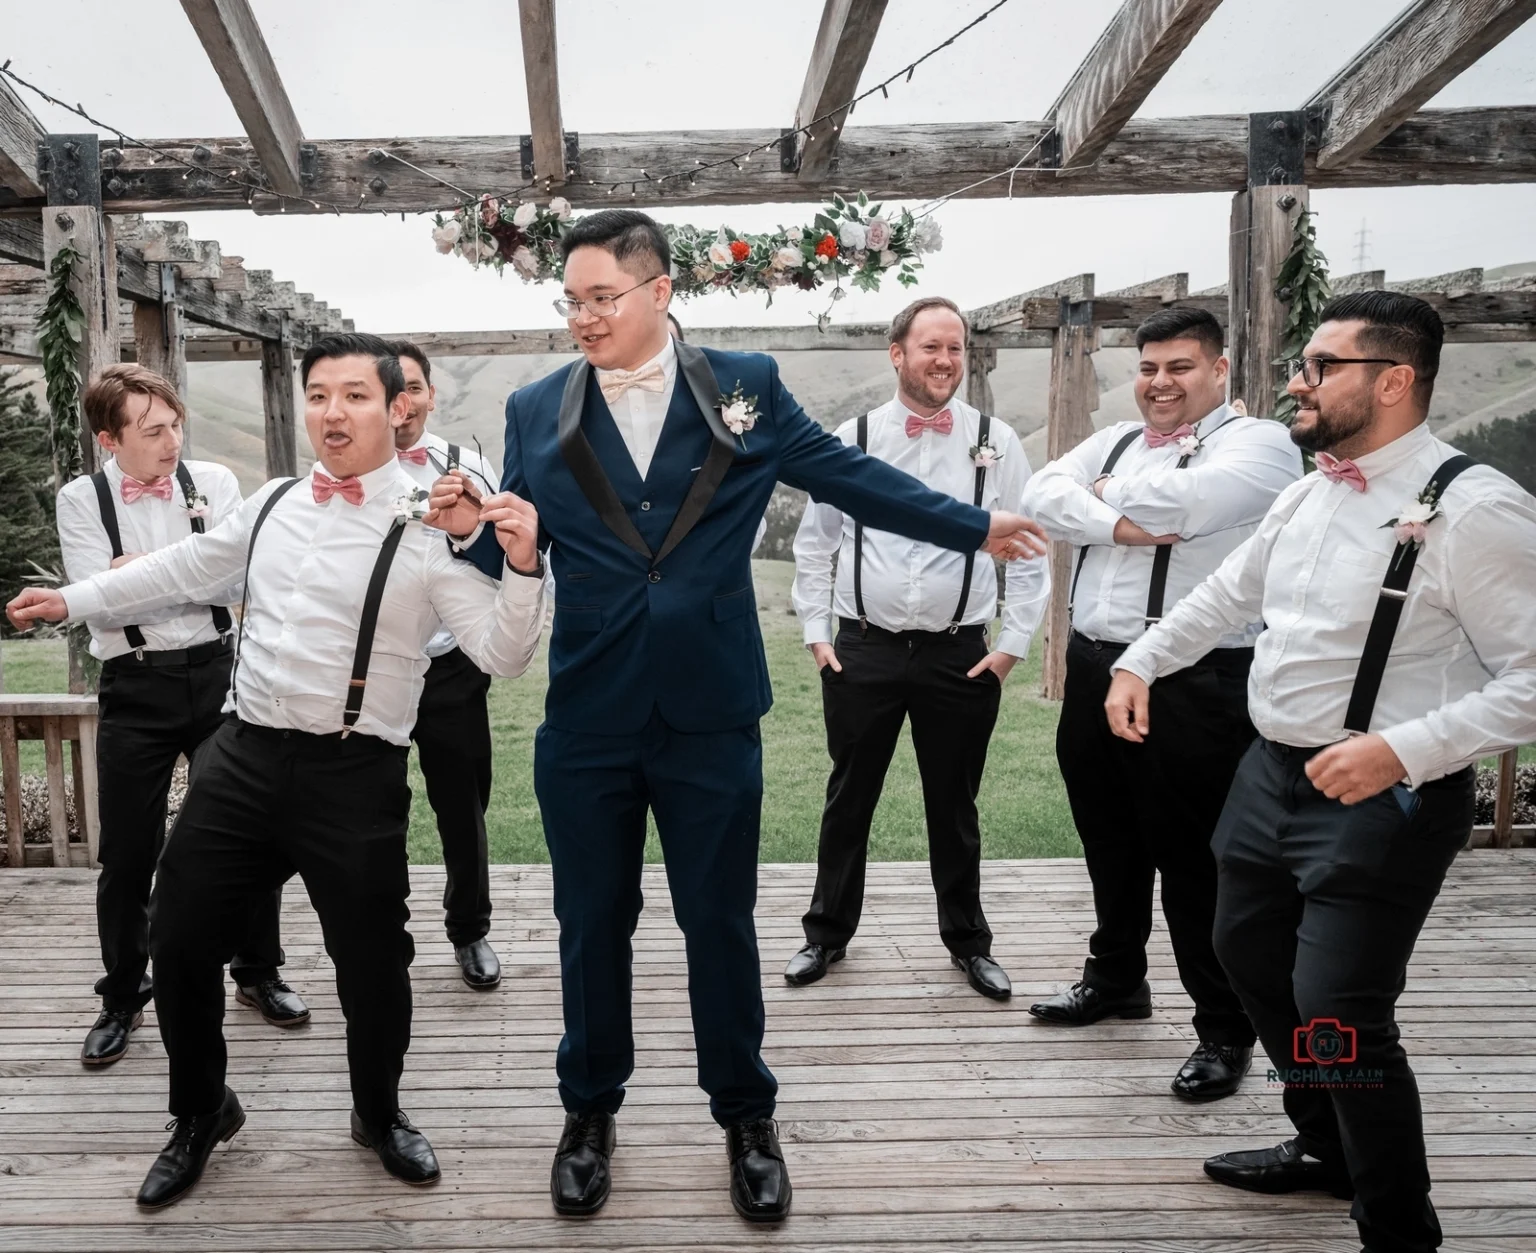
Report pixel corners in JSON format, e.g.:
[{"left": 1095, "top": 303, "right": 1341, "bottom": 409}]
[
  {"left": 350, "top": 1110, "right": 441, "bottom": 1185},
  {"left": 1172, "top": 1041, "right": 1253, "bottom": 1101},
  {"left": 81, "top": 1008, "right": 143, "bottom": 1066},
  {"left": 454, "top": 938, "right": 502, "bottom": 990},
  {"left": 136, "top": 1086, "right": 245, "bottom": 1208},
  {"left": 234, "top": 978, "right": 310, "bottom": 1028},
  {"left": 951, "top": 954, "right": 1012, "bottom": 1000},
  {"left": 1204, "top": 1138, "right": 1354, "bottom": 1199},
  {"left": 784, "top": 942, "right": 844, "bottom": 987},
  {"left": 551, "top": 1110, "right": 616, "bottom": 1215},
  {"left": 1028, "top": 979, "right": 1152, "bottom": 1025},
  {"left": 727, "top": 1118, "right": 792, "bottom": 1222}
]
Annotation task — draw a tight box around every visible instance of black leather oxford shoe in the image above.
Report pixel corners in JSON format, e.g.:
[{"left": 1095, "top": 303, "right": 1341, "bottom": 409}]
[
  {"left": 1028, "top": 979, "right": 1152, "bottom": 1025},
  {"left": 136, "top": 1086, "right": 245, "bottom": 1208},
  {"left": 784, "top": 943, "right": 845, "bottom": 986},
  {"left": 551, "top": 1110, "right": 616, "bottom": 1215},
  {"left": 454, "top": 938, "right": 502, "bottom": 990},
  {"left": 350, "top": 1110, "right": 441, "bottom": 1185},
  {"left": 81, "top": 1008, "right": 143, "bottom": 1066},
  {"left": 1204, "top": 1138, "right": 1354, "bottom": 1199},
  {"left": 234, "top": 978, "right": 311, "bottom": 1028},
  {"left": 1172, "top": 1041, "right": 1253, "bottom": 1101},
  {"left": 952, "top": 954, "right": 1012, "bottom": 1000},
  {"left": 727, "top": 1118, "right": 792, "bottom": 1222}
]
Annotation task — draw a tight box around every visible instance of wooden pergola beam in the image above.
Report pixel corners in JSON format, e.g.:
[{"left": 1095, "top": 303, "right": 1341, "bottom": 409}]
[
  {"left": 1309, "top": 0, "right": 1536, "bottom": 170},
  {"left": 793, "top": 0, "right": 889, "bottom": 180},
  {"left": 969, "top": 275, "right": 1095, "bottom": 332},
  {"left": 179, "top": 0, "right": 307, "bottom": 197},
  {"left": 517, "top": 0, "right": 567, "bottom": 187},
  {"left": 0, "top": 77, "right": 44, "bottom": 199},
  {"left": 1048, "top": 0, "right": 1225, "bottom": 171}
]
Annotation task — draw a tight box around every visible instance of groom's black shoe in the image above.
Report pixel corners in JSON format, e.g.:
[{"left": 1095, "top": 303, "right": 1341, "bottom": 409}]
[
  {"left": 551, "top": 1110, "right": 616, "bottom": 1215},
  {"left": 1172, "top": 1042, "right": 1253, "bottom": 1101},
  {"left": 136, "top": 1086, "right": 245, "bottom": 1208},
  {"left": 784, "top": 943, "right": 844, "bottom": 986},
  {"left": 727, "top": 1118, "right": 792, "bottom": 1222},
  {"left": 1204, "top": 1138, "right": 1354, "bottom": 1199},
  {"left": 235, "top": 978, "right": 310, "bottom": 1028},
  {"left": 952, "top": 954, "right": 1012, "bottom": 1000},
  {"left": 454, "top": 939, "right": 502, "bottom": 990},
  {"left": 81, "top": 1008, "right": 143, "bottom": 1066},
  {"left": 351, "top": 1110, "right": 441, "bottom": 1185},
  {"left": 1028, "top": 979, "right": 1152, "bottom": 1025}
]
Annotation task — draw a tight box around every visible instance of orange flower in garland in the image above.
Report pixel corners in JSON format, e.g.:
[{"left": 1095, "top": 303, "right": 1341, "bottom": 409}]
[
  {"left": 729, "top": 239, "right": 750, "bottom": 262},
  {"left": 814, "top": 233, "right": 839, "bottom": 260}
]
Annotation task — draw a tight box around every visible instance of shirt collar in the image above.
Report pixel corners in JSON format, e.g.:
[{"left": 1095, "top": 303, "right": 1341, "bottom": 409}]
[
  {"left": 889, "top": 393, "right": 970, "bottom": 421},
  {"left": 1194, "top": 402, "right": 1233, "bottom": 434},
  {"left": 1348, "top": 421, "right": 1435, "bottom": 478},
  {"left": 599, "top": 336, "right": 676, "bottom": 381}
]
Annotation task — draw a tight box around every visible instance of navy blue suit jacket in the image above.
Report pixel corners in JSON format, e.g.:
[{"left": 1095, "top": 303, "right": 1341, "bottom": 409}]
[{"left": 463, "top": 344, "right": 989, "bottom": 735}]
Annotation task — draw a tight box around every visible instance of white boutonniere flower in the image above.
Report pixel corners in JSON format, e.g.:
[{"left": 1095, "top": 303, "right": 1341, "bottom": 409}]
[
  {"left": 969, "top": 438, "right": 1003, "bottom": 470},
  {"left": 720, "top": 383, "right": 760, "bottom": 451},
  {"left": 180, "top": 490, "right": 210, "bottom": 519},
  {"left": 1176, "top": 433, "right": 1202, "bottom": 457},
  {"left": 1382, "top": 486, "right": 1446, "bottom": 565},
  {"left": 392, "top": 487, "right": 431, "bottom": 524}
]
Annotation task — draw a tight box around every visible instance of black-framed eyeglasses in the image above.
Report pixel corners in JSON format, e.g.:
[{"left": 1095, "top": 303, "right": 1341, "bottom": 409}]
[
  {"left": 1286, "top": 356, "right": 1400, "bottom": 387},
  {"left": 553, "top": 275, "right": 664, "bottom": 320}
]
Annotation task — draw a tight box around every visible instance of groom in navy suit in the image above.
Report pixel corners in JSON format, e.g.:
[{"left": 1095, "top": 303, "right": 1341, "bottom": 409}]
[{"left": 436, "top": 210, "right": 1046, "bottom": 1222}]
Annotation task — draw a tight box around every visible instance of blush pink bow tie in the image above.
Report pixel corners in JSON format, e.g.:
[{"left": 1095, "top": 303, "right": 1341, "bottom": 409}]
[
  {"left": 312, "top": 472, "right": 365, "bottom": 506},
  {"left": 120, "top": 475, "right": 174, "bottom": 504},
  {"left": 1143, "top": 423, "right": 1196, "bottom": 449},
  {"left": 905, "top": 409, "right": 953, "bottom": 438},
  {"left": 1316, "top": 452, "right": 1368, "bottom": 492},
  {"left": 597, "top": 362, "right": 666, "bottom": 405},
  {"left": 397, "top": 446, "right": 430, "bottom": 466}
]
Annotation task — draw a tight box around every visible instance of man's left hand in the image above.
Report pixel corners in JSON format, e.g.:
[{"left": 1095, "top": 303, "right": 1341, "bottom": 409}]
[
  {"left": 1304, "top": 734, "right": 1408, "bottom": 805},
  {"left": 967, "top": 651, "right": 1018, "bottom": 683},
  {"left": 983, "top": 512, "right": 1050, "bottom": 561},
  {"left": 480, "top": 491, "right": 541, "bottom": 573},
  {"left": 422, "top": 472, "right": 483, "bottom": 538}
]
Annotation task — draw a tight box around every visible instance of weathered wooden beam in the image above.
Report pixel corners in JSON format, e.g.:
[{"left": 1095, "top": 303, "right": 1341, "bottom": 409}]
[
  {"left": 1392, "top": 267, "right": 1483, "bottom": 295},
  {"left": 1100, "top": 272, "right": 1188, "bottom": 299},
  {"left": 0, "top": 77, "right": 44, "bottom": 199},
  {"left": 1309, "top": 0, "right": 1536, "bottom": 170},
  {"left": 54, "top": 107, "right": 1536, "bottom": 215},
  {"left": 517, "top": 0, "right": 567, "bottom": 187},
  {"left": 131, "top": 264, "right": 188, "bottom": 400},
  {"left": 969, "top": 275, "right": 1096, "bottom": 332},
  {"left": 261, "top": 316, "right": 298, "bottom": 478},
  {"left": 179, "top": 0, "right": 307, "bottom": 197},
  {"left": 793, "top": 0, "right": 889, "bottom": 180},
  {"left": 1331, "top": 268, "right": 1386, "bottom": 294},
  {"left": 965, "top": 346, "right": 997, "bottom": 413},
  {"left": 1048, "top": 0, "right": 1225, "bottom": 171}
]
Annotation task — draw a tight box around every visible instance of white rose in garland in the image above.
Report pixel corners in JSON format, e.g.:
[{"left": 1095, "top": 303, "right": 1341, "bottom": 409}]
[
  {"left": 707, "top": 240, "right": 734, "bottom": 268},
  {"left": 548, "top": 196, "right": 572, "bottom": 221},
  {"left": 838, "top": 220, "right": 867, "bottom": 251},
  {"left": 913, "top": 217, "right": 943, "bottom": 254},
  {"left": 431, "top": 220, "right": 461, "bottom": 254},
  {"left": 864, "top": 217, "right": 891, "bottom": 251},
  {"left": 512, "top": 201, "right": 539, "bottom": 228},
  {"left": 511, "top": 247, "right": 539, "bottom": 279}
]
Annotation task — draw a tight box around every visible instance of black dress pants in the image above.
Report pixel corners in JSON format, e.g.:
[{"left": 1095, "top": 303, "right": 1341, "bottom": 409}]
[
  {"left": 149, "top": 720, "right": 415, "bottom": 1126},
  {"left": 802, "top": 620, "right": 1000, "bottom": 958},
  {"left": 410, "top": 647, "right": 493, "bottom": 945},
  {"left": 93, "top": 644, "right": 283, "bottom": 1014},
  {"left": 1212, "top": 739, "right": 1474, "bottom": 1253},
  {"left": 1056, "top": 631, "right": 1256, "bottom": 1046}
]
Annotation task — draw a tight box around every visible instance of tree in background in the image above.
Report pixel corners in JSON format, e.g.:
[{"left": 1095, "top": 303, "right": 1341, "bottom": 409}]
[
  {"left": 0, "top": 369, "right": 61, "bottom": 638},
  {"left": 1454, "top": 410, "right": 1536, "bottom": 495}
]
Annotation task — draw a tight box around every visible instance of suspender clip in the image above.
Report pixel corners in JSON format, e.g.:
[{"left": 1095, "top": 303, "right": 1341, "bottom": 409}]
[
  {"left": 858, "top": 614, "right": 867, "bottom": 635},
  {"left": 340, "top": 726, "right": 352, "bottom": 739},
  {"left": 133, "top": 646, "right": 145, "bottom": 660},
  {"left": 1379, "top": 587, "right": 1408, "bottom": 601},
  {"left": 947, "top": 622, "right": 960, "bottom": 635}
]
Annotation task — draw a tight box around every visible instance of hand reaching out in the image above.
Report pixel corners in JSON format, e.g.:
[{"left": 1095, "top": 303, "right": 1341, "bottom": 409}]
[
  {"left": 6, "top": 588, "right": 69, "bottom": 632},
  {"left": 982, "top": 512, "right": 1050, "bottom": 561}
]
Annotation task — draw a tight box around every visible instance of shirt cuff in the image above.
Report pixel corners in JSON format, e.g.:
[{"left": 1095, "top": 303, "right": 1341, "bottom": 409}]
[
  {"left": 498, "top": 561, "right": 546, "bottom": 604},
  {"left": 994, "top": 628, "right": 1032, "bottom": 659},
  {"left": 61, "top": 580, "right": 103, "bottom": 622},
  {"left": 449, "top": 521, "right": 487, "bottom": 552},
  {"left": 1377, "top": 721, "right": 1440, "bottom": 790},
  {"left": 1109, "top": 643, "right": 1160, "bottom": 685},
  {"left": 802, "top": 617, "right": 834, "bottom": 647},
  {"left": 1078, "top": 492, "right": 1124, "bottom": 546}
]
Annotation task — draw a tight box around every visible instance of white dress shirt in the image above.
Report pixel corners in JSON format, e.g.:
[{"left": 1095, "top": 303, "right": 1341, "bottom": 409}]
[
  {"left": 792, "top": 395, "right": 1050, "bottom": 658},
  {"left": 1113, "top": 422, "right": 1536, "bottom": 788},
  {"left": 595, "top": 337, "right": 677, "bottom": 479},
  {"left": 55, "top": 457, "right": 244, "bottom": 661},
  {"left": 395, "top": 430, "right": 502, "bottom": 658},
  {"left": 62, "top": 460, "right": 546, "bottom": 746},
  {"left": 1020, "top": 404, "right": 1303, "bottom": 647}
]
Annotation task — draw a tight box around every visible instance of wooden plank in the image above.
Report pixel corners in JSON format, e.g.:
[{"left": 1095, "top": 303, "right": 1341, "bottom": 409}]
[
  {"left": 0, "top": 696, "right": 100, "bottom": 717},
  {"left": 178, "top": 0, "right": 307, "bottom": 197},
  {"left": 969, "top": 274, "right": 1096, "bottom": 333},
  {"left": 0, "top": 77, "right": 44, "bottom": 200},
  {"left": 1493, "top": 749, "right": 1520, "bottom": 850},
  {"left": 260, "top": 319, "right": 298, "bottom": 479},
  {"left": 516, "top": 0, "right": 566, "bottom": 187},
  {"left": 1309, "top": 0, "right": 1536, "bottom": 170},
  {"left": 1049, "top": 0, "right": 1226, "bottom": 171},
  {"left": 39, "top": 719, "right": 68, "bottom": 868},
  {"left": 0, "top": 716, "right": 22, "bottom": 868},
  {"left": 1101, "top": 272, "right": 1189, "bottom": 299},
  {"left": 130, "top": 266, "right": 188, "bottom": 404},
  {"left": 793, "top": 0, "right": 889, "bottom": 180},
  {"left": 1227, "top": 185, "right": 1307, "bottom": 418},
  {"left": 74, "top": 714, "right": 99, "bottom": 868},
  {"left": 965, "top": 346, "right": 996, "bottom": 412}
]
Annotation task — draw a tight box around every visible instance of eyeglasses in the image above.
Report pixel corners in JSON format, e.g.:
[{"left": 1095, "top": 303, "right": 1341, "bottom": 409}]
[
  {"left": 1286, "top": 356, "right": 1401, "bottom": 387},
  {"left": 553, "top": 276, "right": 663, "bottom": 320}
]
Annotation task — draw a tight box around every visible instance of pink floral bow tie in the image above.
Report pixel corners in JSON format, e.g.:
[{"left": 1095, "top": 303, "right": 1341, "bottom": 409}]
[
  {"left": 905, "top": 409, "right": 953, "bottom": 438},
  {"left": 397, "top": 446, "right": 430, "bottom": 466},
  {"left": 1143, "top": 423, "right": 1196, "bottom": 449},
  {"left": 312, "top": 472, "right": 365, "bottom": 506},
  {"left": 120, "top": 475, "right": 174, "bottom": 504},
  {"left": 1316, "top": 452, "right": 1368, "bottom": 492},
  {"left": 597, "top": 362, "right": 666, "bottom": 405}
]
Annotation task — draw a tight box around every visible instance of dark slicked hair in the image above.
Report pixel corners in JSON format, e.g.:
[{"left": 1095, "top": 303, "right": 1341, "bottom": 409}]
[
  {"left": 1318, "top": 289, "right": 1443, "bottom": 403},
  {"left": 1135, "top": 307, "right": 1224, "bottom": 359},
  {"left": 559, "top": 208, "right": 671, "bottom": 279},
  {"left": 392, "top": 338, "right": 431, "bottom": 384},
  {"left": 300, "top": 332, "right": 406, "bottom": 408}
]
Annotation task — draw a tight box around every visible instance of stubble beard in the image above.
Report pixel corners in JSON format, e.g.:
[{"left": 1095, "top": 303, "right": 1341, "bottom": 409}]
[
  {"left": 1289, "top": 390, "right": 1374, "bottom": 454},
  {"left": 899, "top": 363, "right": 960, "bottom": 411}
]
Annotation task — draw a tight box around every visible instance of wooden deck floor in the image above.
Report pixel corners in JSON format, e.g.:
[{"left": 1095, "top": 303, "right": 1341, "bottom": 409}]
[{"left": 1, "top": 855, "right": 1533, "bottom": 1251}]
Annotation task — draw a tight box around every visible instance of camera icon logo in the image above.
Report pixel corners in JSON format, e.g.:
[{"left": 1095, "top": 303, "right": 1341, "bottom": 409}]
[{"left": 1293, "top": 1017, "right": 1358, "bottom": 1066}]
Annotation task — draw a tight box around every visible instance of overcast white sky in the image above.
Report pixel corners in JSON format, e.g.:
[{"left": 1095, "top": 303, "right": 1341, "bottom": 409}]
[{"left": 5, "top": 0, "right": 1534, "bottom": 334}]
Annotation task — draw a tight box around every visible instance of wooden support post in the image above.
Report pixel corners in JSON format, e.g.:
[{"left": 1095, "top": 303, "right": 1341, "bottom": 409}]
[
  {"left": 517, "top": 0, "right": 567, "bottom": 187},
  {"left": 1492, "top": 748, "right": 1519, "bottom": 850},
  {"left": 1041, "top": 297, "right": 1100, "bottom": 701},
  {"left": 792, "top": 0, "right": 889, "bottom": 180},
  {"left": 1228, "top": 112, "right": 1308, "bottom": 418},
  {"left": 0, "top": 716, "right": 20, "bottom": 869},
  {"left": 965, "top": 346, "right": 997, "bottom": 413},
  {"left": 261, "top": 316, "right": 298, "bottom": 478},
  {"left": 131, "top": 263, "right": 189, "bottom": 448}
]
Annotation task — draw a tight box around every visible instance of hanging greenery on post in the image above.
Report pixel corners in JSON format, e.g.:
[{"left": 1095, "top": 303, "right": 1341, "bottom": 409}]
[
  {"left": 1272, "top": 210, "right": 1332, "bottom": 424},
  {"left": 36, "top": 243, "right": 87, "bottom": 485}
]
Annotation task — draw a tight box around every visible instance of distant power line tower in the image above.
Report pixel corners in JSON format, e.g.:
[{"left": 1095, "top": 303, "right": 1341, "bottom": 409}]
[{"left": 1353, "top": 218, "right": 1371, "bottom": 273}]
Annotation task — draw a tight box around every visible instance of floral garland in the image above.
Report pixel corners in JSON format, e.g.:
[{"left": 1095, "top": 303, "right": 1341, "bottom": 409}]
[
  {"left": 37, "top": 243, "right": 86, "bottom": 484},
  {"left": 1272, "top": 209, "right": 1332, "bottom": 425},
  {"left": 431, "top": 192, "right": 941, "bottom": 310}
]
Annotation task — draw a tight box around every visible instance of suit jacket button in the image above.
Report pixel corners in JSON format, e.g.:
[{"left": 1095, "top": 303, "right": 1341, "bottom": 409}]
[
  {"left": 648, "top": 570, "right": 661, "bottom": 583},
  {"left": 640, "top": 500, "right": 651, "bottom": 511}
]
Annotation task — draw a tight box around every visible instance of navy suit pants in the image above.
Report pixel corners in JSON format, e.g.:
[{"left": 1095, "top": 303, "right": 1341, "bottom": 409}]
[{"left": 534, "top": 709, "right": 777, "bottom": 1126}]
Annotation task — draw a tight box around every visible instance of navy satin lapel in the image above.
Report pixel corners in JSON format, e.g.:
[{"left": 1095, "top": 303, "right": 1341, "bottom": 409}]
[
  {"left": 677, "top": 341, "right": 736, "bottom": 450},
  {"left": 556, "top": 359, "right": 652, "bottom": 560},
  {"left": 652, "top": 344, "right": 739, "bottom": 568}
]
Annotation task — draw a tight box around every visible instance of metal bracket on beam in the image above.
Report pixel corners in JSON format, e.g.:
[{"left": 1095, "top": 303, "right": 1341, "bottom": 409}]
[
  {"left": 1038, "top": 127, "right": 1063, "bottom": 171},
  {"left": 158, "top": 263, "right": 178, "bottom": 353},
  {"left": 298, "top": 143, "right": 319, "bottom": 188},
  {"left": 520, "top": 132, "right": 582, "bottom": 182},
  {"left": 39, "top": 134, "right": 102, "bottom": 208},
  {"left": 1247, "top": 111, "right": 1307, "bottom": 187},
  {"left": 779, "top": 129, "right": 800, "bottom": 174}
]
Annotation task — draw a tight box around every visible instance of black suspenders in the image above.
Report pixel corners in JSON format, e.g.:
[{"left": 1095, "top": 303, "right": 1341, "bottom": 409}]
[
  {"left": 91, "top": 463, "right": 232, "bottom": 656},
  {"left": 851, "top": 411, "right": 994, "bottom": 635},
  {"left": 1068, "top": 428, "right": 1140, "bottom": 618},
  {"left": 1343, "top": 454, "right": 1476, "bottom": 734}
]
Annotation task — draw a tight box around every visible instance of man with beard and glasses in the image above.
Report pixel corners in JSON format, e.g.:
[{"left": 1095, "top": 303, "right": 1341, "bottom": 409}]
[
  {"left": 785, "top": 296, "right": 1049, "bottom": 1000},
  {"left": 1021, "top": 307, "right": 1300, "bottom": 1102},
  {"left": 1105, "top": 291, "right": 1536, "bottom": 1253}
]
